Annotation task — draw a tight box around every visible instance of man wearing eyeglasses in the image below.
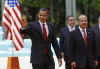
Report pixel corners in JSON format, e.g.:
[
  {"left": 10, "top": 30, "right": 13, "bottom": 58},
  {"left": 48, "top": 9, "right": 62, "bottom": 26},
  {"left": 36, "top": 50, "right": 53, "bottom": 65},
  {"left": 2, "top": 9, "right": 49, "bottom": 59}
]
[{"left": 59, "top": 16, "right": 76, "bottom": 69}]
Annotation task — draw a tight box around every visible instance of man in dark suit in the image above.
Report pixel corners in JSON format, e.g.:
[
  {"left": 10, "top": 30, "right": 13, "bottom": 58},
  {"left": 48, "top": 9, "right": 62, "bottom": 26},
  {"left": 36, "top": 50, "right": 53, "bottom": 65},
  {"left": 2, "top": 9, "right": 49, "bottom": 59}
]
[
  {"left": 92, "top": 17, "right": 100, "bottom": 69},
  {"left": 59, "top": 16, "right": 76, "bottom": 69},
  {"left": 70, "top": 15, "right": 96, "bottom": 69},
  {"left": 20, "top": 8, "right": 62, "bottom": 69}
]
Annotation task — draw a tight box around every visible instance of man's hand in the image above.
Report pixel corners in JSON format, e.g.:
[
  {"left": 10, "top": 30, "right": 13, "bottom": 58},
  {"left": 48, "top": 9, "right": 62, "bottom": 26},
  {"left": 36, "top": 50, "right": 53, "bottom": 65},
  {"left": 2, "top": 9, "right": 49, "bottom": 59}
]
[
  {"left": 61, "top": 52, "right": 64, "bottom": 58},
  {"left": 96, "top": 60, "right": 99, "bottom": 66},
  {"left": 22, "top": 20, "right": 28, "bottom": 28},
  {"left": 71, "top": 61, "right": 76, "bottom": 69},
  {"left": 58, "top": 58, "right": 62, "bottom": 67}
]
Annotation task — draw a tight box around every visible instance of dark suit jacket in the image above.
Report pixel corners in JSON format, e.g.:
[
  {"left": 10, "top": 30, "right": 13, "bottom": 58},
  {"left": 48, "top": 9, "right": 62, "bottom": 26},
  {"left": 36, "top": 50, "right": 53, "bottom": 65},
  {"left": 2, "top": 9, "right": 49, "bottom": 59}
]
[
  {"left": 92, "top": 24, "right": 100, "bottom": 61},
  {"left": 59, "top": 26, "right": 73, "bottom": 64},
  {"left": 70, "top": 28, "right": 96, "bottom": 67},
  {"left": 20, "top": 22, "right": 61, "bottom": 64}
]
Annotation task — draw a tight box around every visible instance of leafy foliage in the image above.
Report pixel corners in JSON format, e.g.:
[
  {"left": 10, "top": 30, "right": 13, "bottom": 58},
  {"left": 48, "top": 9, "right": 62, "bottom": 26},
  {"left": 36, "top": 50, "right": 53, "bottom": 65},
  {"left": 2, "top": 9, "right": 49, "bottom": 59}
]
[{"left": 0, "top": 0, "right": 100, "bottom": 29}]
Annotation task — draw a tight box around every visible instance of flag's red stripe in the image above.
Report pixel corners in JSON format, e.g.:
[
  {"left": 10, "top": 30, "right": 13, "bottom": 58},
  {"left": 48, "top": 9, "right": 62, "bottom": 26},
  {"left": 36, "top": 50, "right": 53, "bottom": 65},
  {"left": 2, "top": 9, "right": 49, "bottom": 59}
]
[
  {"left": 16, "top": 5, "right": 23, "bottom": 25},
  {"left": 5, "top": 7, "right": 11, "bottom": 16},
  {"left": 12, "top": 8, "right": 22, "bottom": 26},
  {"left": 2, "top": 22, "right": 9, "bottom": 29},
  {"left": 3, "top": 22, "right": 12, "bottom": 39},
  {"left": 2, "top": 22, "right": 11, "bottom": 32},
  {"left": 5, "top": 7, "right": 20, "bottom": 32},
  {"left": 5, "top": 30, "right": 9, "bottom": 39},
  {"left": 2, "top": 1, "right": 24, "bottom": 50},
  {"left": 16, "top": 5, "right": 20, "bottom": 12},
  {"left": 12, "top": 40, "right": 19, "bottom": 51},
  {"left": 13, "top": 29, "right": 24, "bottom": 48},
  {"left": 3, "top": 14, "right": 12, "bottom": 25}
]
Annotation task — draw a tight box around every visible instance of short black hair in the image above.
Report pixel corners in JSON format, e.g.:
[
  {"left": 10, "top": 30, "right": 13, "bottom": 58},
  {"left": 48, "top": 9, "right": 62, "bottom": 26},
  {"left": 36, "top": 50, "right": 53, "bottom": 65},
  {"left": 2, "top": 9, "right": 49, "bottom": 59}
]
[
  {"left": 40, "top": 8, "right": 48, "bottom": 11},
  {"left": 66, "top": 16, "right": 74, "bottom": 20},
  {"left": 38, "top": 8, "right": 48, "bottom": 14}
]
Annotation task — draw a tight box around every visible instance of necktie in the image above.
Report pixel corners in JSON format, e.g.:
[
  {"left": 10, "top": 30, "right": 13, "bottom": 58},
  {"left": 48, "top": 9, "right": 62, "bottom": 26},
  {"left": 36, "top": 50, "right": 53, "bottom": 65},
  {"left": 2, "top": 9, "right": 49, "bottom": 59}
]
[
  {"left": 82, "top": 29, "right": 87, "bottom": 46},
  {"left": 42, "top": 24, "right": 47, "bottom": 40}
]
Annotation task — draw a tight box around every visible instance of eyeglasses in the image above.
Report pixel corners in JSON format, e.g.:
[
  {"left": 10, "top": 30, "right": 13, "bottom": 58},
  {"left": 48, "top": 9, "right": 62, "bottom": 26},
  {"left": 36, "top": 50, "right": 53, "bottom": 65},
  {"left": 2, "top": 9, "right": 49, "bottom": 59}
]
[{"left": 40, "top": 15, "right": 48, "bottom": 17}]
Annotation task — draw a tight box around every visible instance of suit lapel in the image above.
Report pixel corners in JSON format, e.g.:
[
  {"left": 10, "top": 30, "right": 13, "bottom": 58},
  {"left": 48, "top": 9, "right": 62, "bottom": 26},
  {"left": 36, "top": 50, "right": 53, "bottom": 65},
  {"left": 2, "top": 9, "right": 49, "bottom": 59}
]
[
  {"left": 65, "top": 27, "right": 70, "bottom": 38},
  {"left": 86, "top": 29, "right": 91, "bottom": 41},
  {"left": 78, "top": 28, "right": 83, "bottom": 39},
  {"left": 96, "top": 24, "right": 100, "bottom": 32},
  {"left": 37, "top": 22, "right": 44, "bottom": 39},
  {"left": 66, "top": 26, "right": 70, "bottom": 32},
  {"left": 77, "top": 28, "right": 85, "bottom": 44},
  {"left": 47, "top": 22, "right": 51, "bottom": 40},
  {"left": 37, "top": 22, "right": 52, "bottom": 40},
  {"left": 86, "top": 29, "right": 92, "bottom": 46}
]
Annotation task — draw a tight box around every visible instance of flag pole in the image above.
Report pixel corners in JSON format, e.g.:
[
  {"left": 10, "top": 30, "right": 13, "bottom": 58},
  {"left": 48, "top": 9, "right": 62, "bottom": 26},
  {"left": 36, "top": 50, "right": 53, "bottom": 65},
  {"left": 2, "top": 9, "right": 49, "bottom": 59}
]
[
  {"left": 1, "top": 0, "right": 5, "bottom": 40},
  {"left": 1, "top": 0, "right": 5, "bottom": 14}
]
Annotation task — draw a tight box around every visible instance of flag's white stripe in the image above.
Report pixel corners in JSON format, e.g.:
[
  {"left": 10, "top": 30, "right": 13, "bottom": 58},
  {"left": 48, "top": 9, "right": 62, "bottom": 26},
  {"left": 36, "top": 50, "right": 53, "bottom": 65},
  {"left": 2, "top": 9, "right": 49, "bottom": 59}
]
[
  {"left": 12, "top": 25, "right": 24, "bottom": 49},
  {"left": 13, "top": 34, "right": 22, "bottom": 49},
  {"left": 3, "top": 15, "right": 11, "bottom": 27},
  {"left": 12, "top": 25, "right": 24, "bottom": 46},
  {"left": 3, "top": 11, "right": 10, "bottom": 19},
  {"left": 11, "top": 28, "right": 21, "bottom": 49},
  {"left": 6, "top": 8, "right": 20, "bottom": 30},
  {"left": 7, "top": 32, "right": 11, "bottom": 40},
  {"left": 11, "top": 22, "right": 23, "bottom": 49},
  {"left": 5, "top": 4, "right": 12, "bottom": 12},
  {"left": 2, "top": 0, "right": 24, "bottom": 50},
  {"left": 2, "top": 15, "right": 12, "bottom": 40},
  {"left": 11, "top": 9, "right": 21, "bottom": 29},
  {"left": 5, "top": 5, "right": 21, "bottom": 29},
  {"left": 14, "top": 6, "right": 22, "bottom": 20}
]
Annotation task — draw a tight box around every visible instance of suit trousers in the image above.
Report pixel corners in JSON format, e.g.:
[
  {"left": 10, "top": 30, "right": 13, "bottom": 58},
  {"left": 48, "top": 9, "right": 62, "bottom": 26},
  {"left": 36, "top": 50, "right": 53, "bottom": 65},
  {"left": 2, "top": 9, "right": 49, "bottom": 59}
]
[
  {"left": 96, "top": 63, "right": 100, "bottom": 69},
  {"left": 32, "top": 62, "right": 55, "bottom": 69},
  {"left": 64, "top": 57, "right": 72, "bottom": 69},
  {"left": 75, "top": 56, "right": 96, "bottom": 69},
  {"left": 65, "top": 63, "right": 71, "bottom": 69},
  {"left": 32, "top": 63, "right": 49, "bottom": 69}
]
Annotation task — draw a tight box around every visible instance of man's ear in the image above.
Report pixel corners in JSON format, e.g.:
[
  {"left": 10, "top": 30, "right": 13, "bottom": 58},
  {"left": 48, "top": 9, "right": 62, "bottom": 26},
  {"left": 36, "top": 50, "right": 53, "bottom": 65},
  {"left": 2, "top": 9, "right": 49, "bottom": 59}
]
[{"left": 37, "top": 13, "right": 40, "bottom": 19}]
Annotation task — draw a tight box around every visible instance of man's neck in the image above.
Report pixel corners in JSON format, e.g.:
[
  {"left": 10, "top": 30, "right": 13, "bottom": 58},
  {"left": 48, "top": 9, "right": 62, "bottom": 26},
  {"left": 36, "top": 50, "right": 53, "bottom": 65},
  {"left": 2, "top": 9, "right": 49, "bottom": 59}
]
[
  {"left": 39, "top": 20, "right": 46, "bottom": 24},
  {"left": 68, "top": 25, "right": 75, "bottom": 32}
]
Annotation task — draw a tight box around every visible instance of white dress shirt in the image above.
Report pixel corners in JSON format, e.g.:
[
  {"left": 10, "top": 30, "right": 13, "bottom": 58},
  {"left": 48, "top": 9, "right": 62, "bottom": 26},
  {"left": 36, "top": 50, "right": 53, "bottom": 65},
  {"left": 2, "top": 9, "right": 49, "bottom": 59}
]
[
  {"left": 39, "top": 21, "right": 49, "bottom": 37},
  {"left": 67, "top": 25, "right": 75, "bottom": 32},
  {"left": 79, "top": 26, "right": 87, "bottom": 38}
]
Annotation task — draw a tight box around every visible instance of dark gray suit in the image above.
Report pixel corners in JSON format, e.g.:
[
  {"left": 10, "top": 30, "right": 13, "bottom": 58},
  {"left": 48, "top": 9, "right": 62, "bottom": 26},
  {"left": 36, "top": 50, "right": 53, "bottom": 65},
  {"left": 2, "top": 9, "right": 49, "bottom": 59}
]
[
  {"left": 60, "top": 26, "right": 74, "bottom": 69},
  {"left": 20, "top": 22, "right": 61, "bottom": 69},
  {"left": 92, "top": 24, "right": 100, "bottom": 69},
  {"left": 70, "top": 28, "right": 96, "bottom": 69}
]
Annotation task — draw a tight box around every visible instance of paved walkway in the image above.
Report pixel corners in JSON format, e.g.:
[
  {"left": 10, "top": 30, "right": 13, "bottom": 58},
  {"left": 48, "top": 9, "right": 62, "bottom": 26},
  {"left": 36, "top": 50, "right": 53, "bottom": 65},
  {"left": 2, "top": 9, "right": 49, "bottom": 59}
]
[{"left": 0, "top": 56, "right": 65, "bottom": 69}]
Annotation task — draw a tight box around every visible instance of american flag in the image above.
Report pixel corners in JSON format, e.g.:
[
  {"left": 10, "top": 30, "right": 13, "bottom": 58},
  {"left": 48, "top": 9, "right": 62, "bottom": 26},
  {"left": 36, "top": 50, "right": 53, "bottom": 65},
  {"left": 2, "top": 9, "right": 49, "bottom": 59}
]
[{"left": 2, "top": 0, "right": 24, "bottom": 50}]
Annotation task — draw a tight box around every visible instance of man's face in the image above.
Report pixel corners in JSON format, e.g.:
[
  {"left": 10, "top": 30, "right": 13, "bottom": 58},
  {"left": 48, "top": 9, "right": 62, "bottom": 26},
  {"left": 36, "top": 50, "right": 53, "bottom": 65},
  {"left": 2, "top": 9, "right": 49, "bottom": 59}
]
[
  {"left": 79, "top": 16, "right": 88, "bottom": 29},
  {"left": 38, "top": 11, "right": 48, "bottom": 23},
  {"left": 67, "top": 17, "right": 75, "bottom": 27}
]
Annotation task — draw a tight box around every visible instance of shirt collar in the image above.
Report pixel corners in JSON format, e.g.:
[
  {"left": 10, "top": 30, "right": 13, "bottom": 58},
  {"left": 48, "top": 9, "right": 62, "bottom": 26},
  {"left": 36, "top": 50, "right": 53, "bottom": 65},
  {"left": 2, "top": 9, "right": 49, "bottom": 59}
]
[
  {"left": 99, "top": 24, "right": 100, "bottom": 29},
  {"left": 79, "top": 26, "right": 86, "bottom": 32},
  {"left": 39, "top": 20, "right": 47, "bottom": 28},
  {"left": 67, "top": 25, "right": 75, "bottom": 32},
  {"left": 39, "top": 20, "right": 46, "bottom": 24}
]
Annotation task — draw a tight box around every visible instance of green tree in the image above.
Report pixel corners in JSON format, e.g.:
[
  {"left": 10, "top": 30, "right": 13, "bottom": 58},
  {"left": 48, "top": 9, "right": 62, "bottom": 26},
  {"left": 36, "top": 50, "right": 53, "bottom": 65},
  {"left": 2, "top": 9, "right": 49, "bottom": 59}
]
[
  {"left": 77, "top": 0, "right": 100, "bottom": 26},
  {"left": 19, "top": 0, "right": 65, "bottom": 35}
]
